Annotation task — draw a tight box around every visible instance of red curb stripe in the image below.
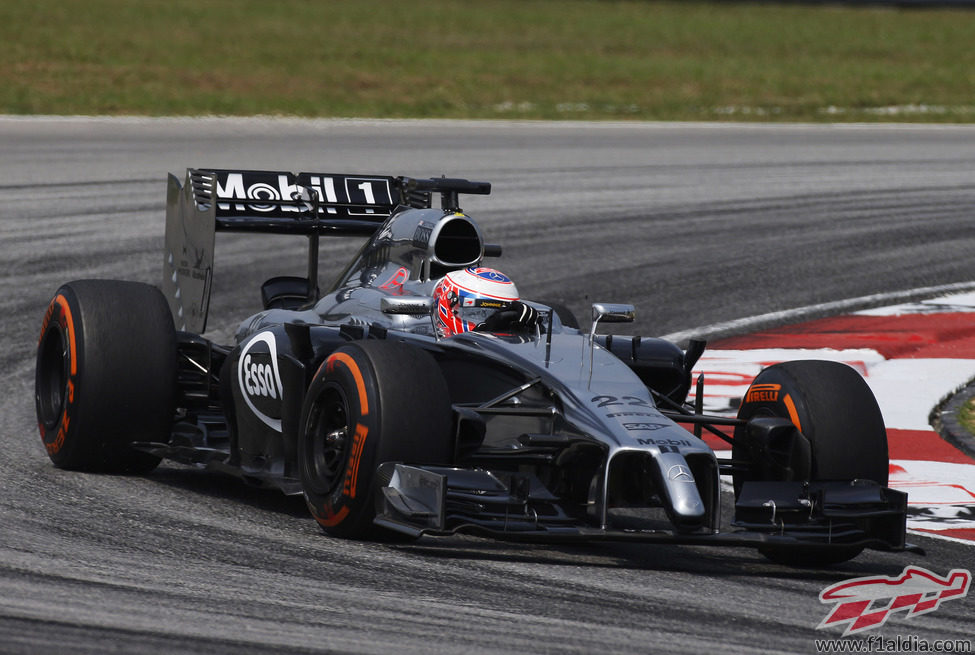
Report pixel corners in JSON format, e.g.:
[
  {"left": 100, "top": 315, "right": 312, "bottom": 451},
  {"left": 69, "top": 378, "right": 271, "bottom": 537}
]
[
  {"left": 912, "top": 527, "right": 975, "bottom": 541},
  {"left": 701, "top": 429, "right": 975, "bottom": 464},
  {"left": 887, "top": 429, "right": 974, "bottom": 464}
]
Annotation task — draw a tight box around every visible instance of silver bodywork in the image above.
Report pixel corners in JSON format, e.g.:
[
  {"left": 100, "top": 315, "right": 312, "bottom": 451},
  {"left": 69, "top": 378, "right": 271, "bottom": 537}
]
[{"left": 158, "top": 168, "right": 911, "bottom": 552}]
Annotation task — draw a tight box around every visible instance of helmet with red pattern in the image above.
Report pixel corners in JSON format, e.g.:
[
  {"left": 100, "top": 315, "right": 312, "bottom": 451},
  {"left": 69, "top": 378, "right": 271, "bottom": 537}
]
[{"left": 433, "top": 267, "right": 519, "bottom": 337}]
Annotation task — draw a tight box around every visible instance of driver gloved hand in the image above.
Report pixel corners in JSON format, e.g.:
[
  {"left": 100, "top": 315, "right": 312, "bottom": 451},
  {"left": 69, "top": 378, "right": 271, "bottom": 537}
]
[{"left": 475, "top": 301, "right": 541, "bottom": 333}]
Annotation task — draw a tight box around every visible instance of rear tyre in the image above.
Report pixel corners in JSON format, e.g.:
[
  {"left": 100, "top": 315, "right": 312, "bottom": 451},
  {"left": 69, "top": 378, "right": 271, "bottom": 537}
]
[
  {"left": 298, "top": 340, "right": 453, "bottom": 539},
  {"left": 35, "top": 280, "right": 176, "bottom": 473},
  {"left": 734, "top": 360, "right": 888, "bottom": 566}
]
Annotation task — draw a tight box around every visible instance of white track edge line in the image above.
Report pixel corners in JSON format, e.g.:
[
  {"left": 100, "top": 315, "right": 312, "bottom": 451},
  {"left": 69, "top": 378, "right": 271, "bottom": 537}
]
[{"left": 660, "top": 281, "right": 975, "bottom": 344}]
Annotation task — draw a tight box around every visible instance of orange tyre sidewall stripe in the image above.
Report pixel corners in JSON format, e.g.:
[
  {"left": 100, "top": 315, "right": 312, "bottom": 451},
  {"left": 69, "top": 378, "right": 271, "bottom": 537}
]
[
  {"left": 322, "top": 350, "right": 372, "bottom": 504},
  {"left": 54, "top": 294, "right": 77, "bottom": 375},
  {"left": 37, "top": 294, "right": 78, "bottom": 452},
  {"left": 327, "top": 352, "right": 369, "bottom": 416},
  {"left": 344, "top": 423, "right": 368, "bottom": 500},
  {"left": 783, "top": 393, "right": 802, "bottom": 433},
  {"left": 312, "top": 504, "right": 350, "bottom": 527}
]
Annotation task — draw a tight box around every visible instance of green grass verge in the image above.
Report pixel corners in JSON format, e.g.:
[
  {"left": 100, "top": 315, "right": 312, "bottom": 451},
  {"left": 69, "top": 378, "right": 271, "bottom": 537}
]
[
  {"left": 4, "top": 0, "right": 975, "bottom": 122},
  {"left": 960, "top": 395, "right": 975, "bottom": 437}
]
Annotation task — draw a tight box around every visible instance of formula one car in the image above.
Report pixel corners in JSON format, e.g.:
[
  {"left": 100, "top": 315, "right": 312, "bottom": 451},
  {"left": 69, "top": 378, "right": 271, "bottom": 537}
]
[{"left": 34, "top": 168, "right": 915, "bottom": 565}]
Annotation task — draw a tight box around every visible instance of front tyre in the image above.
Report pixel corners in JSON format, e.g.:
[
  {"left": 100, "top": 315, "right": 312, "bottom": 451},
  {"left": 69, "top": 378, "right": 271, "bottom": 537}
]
[
  {"left": 734, "top": 360, "right": 888, "bottom": 566},
  {"left": 35, "top": 280, "right": 176, "bottom": 473},
  {"left": 298, "top": 340, "right": 453, "bottom": 539}
]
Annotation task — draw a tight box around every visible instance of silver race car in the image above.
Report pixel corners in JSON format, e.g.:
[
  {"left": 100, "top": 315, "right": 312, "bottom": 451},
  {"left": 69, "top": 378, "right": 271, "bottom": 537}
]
[{"left": 34, "top": 169, "right": 915, "bottom": 565}]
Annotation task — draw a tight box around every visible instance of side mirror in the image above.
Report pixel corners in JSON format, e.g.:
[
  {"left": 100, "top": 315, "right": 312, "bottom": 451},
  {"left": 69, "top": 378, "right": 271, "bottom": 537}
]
[
  {"left": 591, "top": 302, "right": 635, "bottom": 325},
  {"left": 589, "top": 302, "right": 636, "bottom": 347},
  {"left": 381, "top": 296, "right": 435, "bottom": 316},
  {"left": 587, "top": 303, "right": 637, "bottom": 388}
]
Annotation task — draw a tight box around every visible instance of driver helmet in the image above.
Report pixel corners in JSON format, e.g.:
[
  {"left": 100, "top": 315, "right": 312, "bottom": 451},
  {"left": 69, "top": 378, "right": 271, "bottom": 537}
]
[{"left": 433, "top": 267, "right": 519, "bottom": 336}]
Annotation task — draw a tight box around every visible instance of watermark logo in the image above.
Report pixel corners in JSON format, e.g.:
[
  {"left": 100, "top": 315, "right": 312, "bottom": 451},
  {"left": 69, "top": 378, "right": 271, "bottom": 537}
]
[{"left": 817, "top": 566, "right": 970, "bottom": 636}]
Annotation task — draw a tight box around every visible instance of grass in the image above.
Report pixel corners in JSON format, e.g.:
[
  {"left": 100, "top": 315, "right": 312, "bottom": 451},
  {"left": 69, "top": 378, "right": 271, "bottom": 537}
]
[
  {"left": 960, "top": 396, "right": 975, "bottom": 437},
  {"left": 3, "top": 0, "right": 975, "bottom": 122}
]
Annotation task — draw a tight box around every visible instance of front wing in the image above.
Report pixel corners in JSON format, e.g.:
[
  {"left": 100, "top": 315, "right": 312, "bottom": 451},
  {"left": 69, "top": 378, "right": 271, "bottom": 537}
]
[{"left": 375, "top": 464, "right": 921, "bottom": 554}]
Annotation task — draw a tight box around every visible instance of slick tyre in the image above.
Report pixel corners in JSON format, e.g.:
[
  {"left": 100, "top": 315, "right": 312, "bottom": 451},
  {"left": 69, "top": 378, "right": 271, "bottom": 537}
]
[
  {"left": 734, "top": 360, "right": 888, "bottom": 566},
  {"left": 298, "top": 340, "right": 453, "bottom": 539},
  {"left": 35, "top": 280, "right": 176, "bottom": 473}
]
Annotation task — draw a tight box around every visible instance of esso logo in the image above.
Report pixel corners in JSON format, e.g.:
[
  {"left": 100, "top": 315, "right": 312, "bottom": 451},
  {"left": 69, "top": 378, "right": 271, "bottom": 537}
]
[
  {"left": 237, "top": 331, "right": 284, "bottom": 432},
  {"left": 243, "top": 353, "right": 279, "bottom": 399}
]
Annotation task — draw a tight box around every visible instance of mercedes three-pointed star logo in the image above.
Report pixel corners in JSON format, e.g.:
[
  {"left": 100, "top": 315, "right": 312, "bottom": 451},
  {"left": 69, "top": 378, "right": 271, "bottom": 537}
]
[{"left": 668, "top": 465, "right": 694, "bottom": 482}]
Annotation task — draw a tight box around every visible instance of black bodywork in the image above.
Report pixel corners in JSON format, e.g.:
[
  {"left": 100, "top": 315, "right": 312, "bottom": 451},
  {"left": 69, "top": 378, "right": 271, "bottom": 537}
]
[{"left": 144, "top": 168, "right": 914, "bottom": 557}]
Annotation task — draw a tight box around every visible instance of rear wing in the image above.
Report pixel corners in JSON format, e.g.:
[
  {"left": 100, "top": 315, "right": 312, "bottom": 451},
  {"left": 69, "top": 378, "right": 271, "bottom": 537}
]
[{"left": 162, "top": 168, "right": 490, "bottom": 332}]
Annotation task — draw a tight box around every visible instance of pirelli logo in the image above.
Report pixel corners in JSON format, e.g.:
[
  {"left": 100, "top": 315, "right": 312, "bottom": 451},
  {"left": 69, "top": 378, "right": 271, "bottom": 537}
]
[{"left": 746, "top": 383, "right": 781, "bottom": 403}]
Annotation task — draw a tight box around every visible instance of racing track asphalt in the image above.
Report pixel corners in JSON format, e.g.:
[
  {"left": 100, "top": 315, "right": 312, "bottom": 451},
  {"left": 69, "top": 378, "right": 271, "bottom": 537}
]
[{"left": 1, "top": 117, "right": 974, "bottom": 654}]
